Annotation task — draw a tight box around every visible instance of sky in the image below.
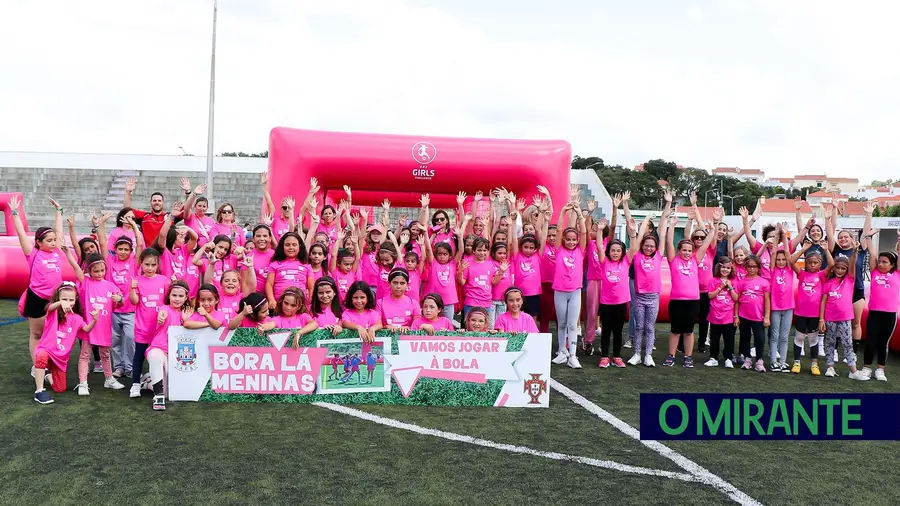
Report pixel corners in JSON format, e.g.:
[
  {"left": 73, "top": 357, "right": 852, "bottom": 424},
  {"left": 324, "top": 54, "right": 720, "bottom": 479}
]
[{"left": 1, "top": 0, "right": 898, "bottom": 183}]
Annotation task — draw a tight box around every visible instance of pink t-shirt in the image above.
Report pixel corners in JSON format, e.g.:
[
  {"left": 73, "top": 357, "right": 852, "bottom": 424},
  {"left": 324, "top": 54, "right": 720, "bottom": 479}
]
[
  {"left": 247, "top": 248, "right": 275, "bottom": 294},
  {"left": 755, "top": 243, "right": 772, "bottom": 280},
  {"left": 411, "top": 316, "right": 455, "bottom": 332},
  {"left": 79, "top": 278, "right": 121, "bottom": 347},
  {"left": 406, "top": 268, "right": 423, "bottom": 302},
  {"left": 669, "top": 256, "right": 700, "bottom": 300},
  {"left": 106, "top": 254, "right": 137, "bottom": 313},
  {"left": 218, "top": 292, "right": 242, "bottom": 322},
  {"left": 35, "top": 310, "right": 85, "bottom": 371},
  {"left": 494, "top": 312, "right": 539, "bottom": 333},
  {"left": 201, "top": 255, "right": 239, "bottom": 285},
  {"left": 318, "top": 222, "right": 339, "bottom": 246},
  {"left": 27, "top": 248, "right": 64, "bottom": 299},
  {"left": 309, "top": 266, "right": 326, "bottom": 285},
  {"left": 541, "top": 245, "right": 558, "bottom": 284},
  {"left": 462, "top": 259, "right": 498, "bottom": 307},
  {"left": 734, "top": 264, "right": 748, "bottom": 281},
  {"left": 696, "top": 244, "right": 715, "bottom": 291},
  {"left": 795, "top": 271, "right": 826, "bottom": 318},
  {"left": 432, "top": 231, "right": 456, "bottom": 252},
  {"left": 869, "top": 269, "right": 900, "bottom": 313},
  {"left": 342, "top": 308, "right": 381, "bottom": 328},
  {"left": 134, "top": 274, "right": 170, "bottom": 344},
  {"left": 332, "top": 267, "right": 358, "bottom": 303},
  {"left": 513, "top": 252, "right": 542, "bottom": 297},
  {"left": 424, "top": 260, "right": 459, "bottom": 306},
  {"left": 599, "top": 257, "right": 631, "bottom": 305},
  {"left": 269, "top": 259, "right": 310, "bottom": 300},
  {"left": 707, "top": 278, "right": 737, "bottom": 325},
  {"left": 587, "top": 240, "right": 604, "bottom": 281},
  {"left": 824, "top": 276, "right": 855, "bottom": 321},
  {"left": 211, "top": 222, "right": 245, "bottom": 248},
  {"left": 185, "top": 214, "right": 216, "bottom": 248},
  {"left": 377, "top": 295, "right": 422, "bottom": 327},
  {"left": 314, "top": 306, "right": 341, "bottom": 327},
  {"left": 271, "top": 215, "right": 292, "bottom": 243},
  {"left": 106, "top": 227, "right": 136, "bottom": 254},
  {"left": 189, "top": 310, "right": 227, "bottom": 327},
  {"left": 634, "top": 252, "right": 663, "bottom": 294},
  {"left": 162, "top": 245, "right": 201, "bottom": 298},
  {"left": 360, "top": 250, "right": 380, "bottom": 287},
  {"left": 491, "top": 261, "right": 513, "bottom": 302},
  {"left": 736, "top": 277, "right": 770, "bottom": 321},
  {"left": 147, "top": 305, "right": 182, "bottom": 355},
  {"left": 273, "top": 312, "right": 314, "bottom": 329},
  {"left": 239, "top": 315, "right": 273, "bottom": 328},
  {"left": 769, "top": 266, "right": 795, "bottom": 311},
  {"left": 552, "top": 246, "right": 585, "bottom": 292},
  {"left": 375, "top": 262, "right": 401, "bottom": 299}
]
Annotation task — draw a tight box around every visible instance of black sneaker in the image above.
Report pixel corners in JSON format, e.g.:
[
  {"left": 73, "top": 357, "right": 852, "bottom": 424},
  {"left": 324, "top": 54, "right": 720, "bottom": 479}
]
[
  {"left": 34, "top": 390, "right": 54, "bottom": 405},
  {"left": 663, "top": 355, "right": 676, "bottom": 367},
  {"left": 582, "top": 342, "right": 594, "bottom": 356},
  {"left": 683, "top": 356, "right": 694, "bottom": 368}
]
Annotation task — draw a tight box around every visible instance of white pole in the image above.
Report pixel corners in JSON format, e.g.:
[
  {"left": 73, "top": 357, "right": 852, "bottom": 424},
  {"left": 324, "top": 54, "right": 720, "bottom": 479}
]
[{"left": 205, "top": 0, "right": 218, "bottom": 210}]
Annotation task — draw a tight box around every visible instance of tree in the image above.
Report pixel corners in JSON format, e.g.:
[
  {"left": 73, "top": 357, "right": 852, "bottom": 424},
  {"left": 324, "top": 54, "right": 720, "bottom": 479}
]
[
  {"left": 221, "top": 151, "right": 268, "bottom": 158},
  {"left": 871, "top": 179, "right": 894, "bottom": 187},
  {"left": 641, "top": 159, "right": 679, "bottom": 183},
  {"left": 873, "top": 206, "right": 882, "bottom": 217},
  {"left": 571, "top": 155, "right": 604, "bottom": 171},
  {"left": 595, "top": 165, "right": 662, "bottom": 209},
  {"left": 888, "top": 205, "right": 900, "bottom": 218}
]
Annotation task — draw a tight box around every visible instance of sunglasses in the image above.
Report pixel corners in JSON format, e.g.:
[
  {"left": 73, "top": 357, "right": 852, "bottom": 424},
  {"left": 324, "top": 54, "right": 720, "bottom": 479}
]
[
  {"left": 435, "top": 217, "right": 446, "bottom": 222},
  {"left": 222, "top": 209, "right": 234, "bottom": 214},
  {"left": 281, "top": 205, "right": 289, "bottom": 211},
  {"left": 692, "top": 235, "right": 706, "bottom": 240}
]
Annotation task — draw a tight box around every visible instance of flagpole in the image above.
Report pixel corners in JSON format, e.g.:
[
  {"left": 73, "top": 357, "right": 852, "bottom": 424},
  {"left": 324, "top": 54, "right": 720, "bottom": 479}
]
[{"left": 205, "top": 0, "right": 218, "bottom": 208}]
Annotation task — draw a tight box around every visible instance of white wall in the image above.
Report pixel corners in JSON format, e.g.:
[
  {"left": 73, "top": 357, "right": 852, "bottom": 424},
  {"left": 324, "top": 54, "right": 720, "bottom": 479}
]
[{"left": 0, "top": 151, "right": 267, "bottom": 173}]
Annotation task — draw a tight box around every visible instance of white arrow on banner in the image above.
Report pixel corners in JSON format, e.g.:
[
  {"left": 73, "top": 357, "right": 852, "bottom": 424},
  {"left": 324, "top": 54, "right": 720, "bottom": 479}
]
[{"left": 268, "top": 332, "right": 291, "bottom": 351}]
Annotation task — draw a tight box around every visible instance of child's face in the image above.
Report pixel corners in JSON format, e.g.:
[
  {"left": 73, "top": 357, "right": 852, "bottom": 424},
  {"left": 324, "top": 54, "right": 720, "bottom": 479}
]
[
  {"left": 641, "top": 238, "right": 656, "bottom": 257},
  {"left": 467, "top": 313, "right": 487, "bottom": 332},
  {"left": 214, "top": 241, "right": 230, "bottom": 259},
  {"left": 809, "top": 226, "right": 823, "bottom": 241},
  {"left": 315, "top": 233, "right": 329, "bottom": 245},
  {"left": 499, "top": 216, "right": 510, "bottom": 232},
  {"left": 282, "top": 294, "right": 300, "bottom": 316},
  {"left": 436, "top": 249, "right": 451, "bottom": 264},
  {"left": 609, "top": 244, "right": 623, "bottom": 262},
  {"left": 877, "top": 256, "right": 893, "bottom": 273},
  {"left": 378, "top": 251, "right": 395, "bottom": 268},
  {"left": 141, "top": 255, "right": 159, "bottom": 275},
  {"left": 474, "top": 244, "right": 489, "bottom": 262},
  {"left": 464, "top": 238, "right": 474, "bottom": 255},
  {"left": 309, "top": 248, "right": 325, "bottom": 266},
  {"left": 719, "top": 263, "right": 733, "bottom": 277},
  {"left": 564, "top": 231, "right": 578, "bottom": 250},
  {"left": 255, "top": 301, "right": 269, "bottom": 319},
  {"left": 506, "top": 291, "right": 523, "bottom": 313},
  {"left": 82, "top": 241, "right": 99, "bottom": 256},
  {"left": 775, "top": 252, "right": 788, "bottom": 268},
  {"left": 734, "top": 249, "right": 747, "bottom": 265},
  {"left": 89, "top": 262, "right": 106, "bottom": 280},
  {"left": 169, "top": 288, "right": 188, "bottom": 309},
  {"left": 221, "top": 272, "right": 240, "bottom": 295},
  {"left": 317, "top": 284, "right": 335, "bottom": 306},
  {"left": 116, "top": 243, "right": 133, "bottom": 260},
  {"left": 59, "top": 289, "right": 76, "bottom": 306},
  {"left": 679, "top": 243, "right": 693, "bottom": 260},
  {"left": 351, "top": 291, "right": 368, "bottom": 310},
  {"left": 805, "top": 255, "right": 822, "bottom": 273},
  {"left": 521, "top": 242, "right": 537, "bottom": 256},
  {"left": 283, "top": 237, "right": 300, "bottom": 258},
  {"left": 422, "top": 299, "right": 439, "bottom": 319},
  {"left": 833, "top": 261, "right": 848, "bottom": 277},
  {"left": 493, "top": 247, "right": 508, "bottom": 262},
  {"left": 38, "top": 232, "right": 58, "bottom": 251},
  {"left": 340, "top": 256, "right": 355, "bottom": 273},
  {"left": 391, "top": 277, "right": 408, "bottom": 297},
  {"left": 494, "top": 232, "right": 507, "bottom": 245},
  {"left": 745, "top": 261, "right": 760, "bottom": 277},
  {"left": 523, "top": 223, "right": 537, "bottom": 236},
  {"left": 404, "top": 256, "right": 418, "bottom": 271},
  {"left": 198, "top": 291, "right": 218, "bottom": 313},
  {"left": 253, "top": 228, "right": 270, "bottom": 250},
  {"left": 473, "top": 219, "right": 485, "bottom": 235},
  {"left": 322, "top": 207, "right": 335, "bottom": 223},
  {"left": 547, "top": 228, "right": 558, "bottom": 244}
]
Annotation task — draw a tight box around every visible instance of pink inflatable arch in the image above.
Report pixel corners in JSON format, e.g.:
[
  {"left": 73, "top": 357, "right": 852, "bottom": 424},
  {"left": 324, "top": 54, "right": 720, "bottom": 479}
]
[{"left": 265, "top": 128, "right": 573, "bottom": 222}]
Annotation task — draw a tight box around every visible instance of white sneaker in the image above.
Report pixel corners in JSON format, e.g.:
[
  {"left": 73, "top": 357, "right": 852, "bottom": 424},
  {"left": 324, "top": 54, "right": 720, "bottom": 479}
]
[
  {"left": 551, "top": 351, "right": 569, "bottom": 365},
  {"left": 860, "top": 367, "right": 872, "bottom": 379},
  {"left": 567, "top": 356, "right": 582, "bottom": 369},
  {"left": 724, "top": 359, "right": 734, "bottom": 369},
  {"left": 825, "top": 366, "right": 836, "bottom": 377},
  {"left": 627, "top": 354, "right": 642, "bottom": 366},
  {"left": 703, "top": 358, "right": 719, "bottom": 367},
  {"left": 750, "top": 347, "right": 756, "bottom": 358},
  {"left": 129, "top": 384, "right": 142, "bottom": 398},
  {"left": 643, "top": 355, "right": 656, "bottom": 367},
  {"left": 104, "top": 377, "right": 125, "bottom": 390},
  {"left": 817, "top": 347, "right": 825, "bottom": 357},
  {"left": 834, "top": 350, "right": 839, "bottom": 363},
  {"left": 875, "top": 369, "right": 887, "bottom": 381},
  {"left": 75, "top": 382, "right": 90, "bottom": 396},
  {"left": 623, "top": 340, "right": 633, "bottom": 349},
  {"left": 849, "top": 370, "right": 870, "bottom": 381}
]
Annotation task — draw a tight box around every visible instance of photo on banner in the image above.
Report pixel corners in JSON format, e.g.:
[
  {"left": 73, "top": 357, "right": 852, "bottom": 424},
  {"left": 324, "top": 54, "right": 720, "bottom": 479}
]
[{"left": 317, "top": 337, "right": 390, "bottom": 394}]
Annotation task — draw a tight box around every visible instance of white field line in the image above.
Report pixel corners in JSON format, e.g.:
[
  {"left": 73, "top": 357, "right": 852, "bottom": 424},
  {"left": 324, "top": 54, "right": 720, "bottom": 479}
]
[
  {"left": 313, "top": 402, "right": 698, "bottom": 483},
  {"left": 549, "top": 379, "right": 762, "bottom": 506}
]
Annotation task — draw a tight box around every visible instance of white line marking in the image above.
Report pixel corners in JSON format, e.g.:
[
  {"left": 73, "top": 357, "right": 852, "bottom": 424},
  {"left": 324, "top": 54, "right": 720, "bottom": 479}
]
[
  {"left": 313, "top": 401, "right": 698, "bottom": 482},
  {"left": 550, "top": 379, "right": 762, "bottom": 506}
]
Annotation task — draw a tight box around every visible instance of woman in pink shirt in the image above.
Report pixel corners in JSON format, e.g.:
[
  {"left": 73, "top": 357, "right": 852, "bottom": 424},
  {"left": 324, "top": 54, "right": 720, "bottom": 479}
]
[
  {"left": 863, "top": 235, "right": 900, "bottom": 381},
  {"left": 665, "top": 209, "right": 718, "bottom": 368},
  {"left": 628, "top": 199, "right": 672, "bottom": 368},
  {"left": 377, "top": 268, "right": 422, "bottom": 333},
  {"left": 767, "top": 229, "right": 795, "bottom": 372},
  {"left": 819, "top": 245, "right": 868, "bottom": 380},
  {"left": 211, "top": 202, "right": 245, "bottom": 248},
  {"left": 494, "top": 287, "right": 539, "bottom": 333},
  {"left": 788, "top": 241, "right": 831, "bottom": 375},
  {"left": 735, "top": 255, "right": 771, "bottom": 372},
  {"left": 411, "top": 293, "right": 456, "bottom": 334},
  {"left": 595, "top": 220, "right": 640, "bottom": 369},
  {"left": 550, "top": 203, "right": 587, "bottom": 370},
  {"left": 32, "top": 283, "right": 99, "bottom": 404}
]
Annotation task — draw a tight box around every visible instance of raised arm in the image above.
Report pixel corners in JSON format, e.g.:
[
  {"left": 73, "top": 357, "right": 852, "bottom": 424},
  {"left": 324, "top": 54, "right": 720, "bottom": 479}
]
[
  {"left": 49, "top": 198, "right": 64, "bottom": 245},
  {"left": 824, "top": 203, "right": 836, "bottom": 252},
  {"left": 552, "top": 203, "right": 570, "bottom": 248},
  {"left": 609, "top": 193, "right": 621, "bottom": 240},
  {"left": 576, "top": 204, "right": 587, "bottom": 250},
  {"left": 304, "top": 197, "right": 320, "bottom": 247},
  {"left": 690, "top": 191, "right": 707, "bottom": 232},
  {"left": 67, "top": 216, "right": 81, "bottom": 262},
  {"left": 241, "top": 256, "right": 257, "bottom": 296},
  {"left": 261, "top": 172, "right": 276, "bottom": 216},
  {"left": 849, "top": 243, "right": 859, "bottom": 279},
  {"left": 790, "top": 241, "right": 811, "bottom": 275},
  {"left": 7, "top": 195, "right": 33, "bottom": 256},
  {"left": 658, "top": 189, "right": 673, "bottom": 258},
  {"left": 625, "top": 218, "right": 639, "bottom": 260},
  {"left": 454, "top": 213, "right": 472, "bottom": 263},
  {"left": 665, "top": 214, "right": 677, "bottom": 262},
  {"left": 126, "top": 216, "right": 145, "bottom": 258},
  {"left": 455, "top": 191, "right": 467, "bottom": 231},
  {"left": 97, "top": 212, "right": 113, "bottom": 256},
  {"left": 123, "top": 177, "right": 135, "bottom": 210},
  {"left": 695, "top": 208, "right": 721, "bottom": 264},
  {"left": 739, "top": 206, "right": 758, "bottom": 251},
  {"left": 62, "top": 246, "right": 84, "bottom": 283},
  {"left": 596, "top": 217, "right": 609, "bottom": 262}
]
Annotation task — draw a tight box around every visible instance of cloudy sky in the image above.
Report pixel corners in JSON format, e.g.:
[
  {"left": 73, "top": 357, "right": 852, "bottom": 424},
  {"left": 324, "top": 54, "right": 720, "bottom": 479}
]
[{"left": 1, "top": 0, "right": 898, "bottom": 183}]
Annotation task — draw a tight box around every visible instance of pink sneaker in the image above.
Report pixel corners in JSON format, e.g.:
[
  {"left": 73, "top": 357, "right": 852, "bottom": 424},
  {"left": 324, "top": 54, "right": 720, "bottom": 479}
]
[
  {"left": 755, "top": 359, "right": 766, "bottom": 373},
  {"left": 612, "top": 357, "right": 626, "bottom": 368},
  {"left": 598, "top": 357, "right": 610, "bottom": 368}
]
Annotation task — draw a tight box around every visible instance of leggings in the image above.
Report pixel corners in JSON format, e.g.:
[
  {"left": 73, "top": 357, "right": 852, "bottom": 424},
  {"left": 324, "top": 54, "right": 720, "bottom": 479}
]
[
  {"left": 697, "top": 294, "right": 710, "bottom": 347},
  {"left": 768, "top": 309, "right": 793, "bottom": 363},
  {"left": 148, "top": 348, "right": 168, "bottom": 396},
  {"left": 132, "top": 342, "right": 150, "bottom": 384},
  {"left": 865, "top": 310, "right": 896, "bottom": 367},
  {"left": 825, "top": 320, "right": 855, "bottom": 367},
  {"left": 584, "top": 280, "right": 601, "bottom": 344},
  {"left": 709, "top": 323, "right": 735, "bottom": 361},
  {"left": 627, "top": 278, "right": 636, "bottom": 343},
  {"left": 539, "top": 282, "right": 557, "bottom": 333},
  {"left": 79, "top": 343, "right": 113, "bottom": 383},
  {"left": 554, "top": 289, "right": 582, "bottom": 355},
  {"left": 739, "top": 317, "right": 765, "bottom": 359},
  {"left": 630, "top": 292, "right": 659, "bottom": 356},
  {"left": 34, "top": 350, "right": 67, "bottom": 393},
  {"left": 599, "top": 303, "right": 627, "bottom": 358}
]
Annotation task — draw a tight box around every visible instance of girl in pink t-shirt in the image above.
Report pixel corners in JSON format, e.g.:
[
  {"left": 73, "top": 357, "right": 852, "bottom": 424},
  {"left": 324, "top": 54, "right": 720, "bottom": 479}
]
[
  {"left": 595, "top": 229, "right": 636, "bottom": 369},
  {"left": 311, "top": 277, "right": 344, "bottom": 335},
  {"left": 308, "top": 242, "right": 328, "bottom": 285},
  {"left": 341, "top": 282, "right": 383, "bottom": 359},
  {"left": 510, "top": 234, "right": 543, "bottom": 321},
  {"left": 584, "top": 213, "right": 613, "bottom": 354},
  {"left": 411, "top": 293, "right": 456, "bottom": 334},
  {"left": 402, "top": 249, "right": 425, "bottom": 303},
  {"left": 630, "top": 211, "right": 671, "bottom": 368},
  {"left": 128, "top": 248, "right": 170, "bottom": 398},
  {"left": 424, "top": 215, "right": 469, "bottom": 321},
  {"left": 820, "top": 246, "right": 867, "bottom": 379},
  {"left": 267, "top": 287, "right": 319, "bottom": 348},
  {"left": 73, "top": 254, "right": 126, "bottom": 394},
  {"left": 550, "top": 203, "right": 587, "bottom": 369},
  {"left": 767, "top": 245, "right": 795, "bottom": 372},
  {"left": 184, "top": 284, "right": 226, "bottom": 330},
  {"left": 465, "top": 307, "right": 491, "bottom": 332},
  {"left": 493, "top": 287, "right": 539, "bottom": 333},
  {"left": 32, "top": 283, "right": 99, "bottom": 404},
  {"left": 157, "top": 214, "right": 201, "bottom": 297},
  {"left": 705, "top": 258, "right": 739, "bottom": 369},
  {"left": 246, "top": 224, "right": 276, "bottom": 295},
  {"left": 377, "top": 268, "right": 422, "bottom": 333},
  {"left": 789, "top": 243, "right": 830, "bottom": 374},
  {"left": 863, "top": 239, "right": 900, "bottom": 380},
  {"left": 145, "top": 280, "right": 192, "bottom": 411},
  {"left": 192, "top": 235, "right": 239, "bottom": 289},
  {"left": 538, "top": 226, "right": 558, "bottom": 334},
  {"left": 489, "top": 240, "right": 513, "bottom": 330},
  {"left": 228, "top": 292, "right": 274, "bottom": 332},
  {"left": 735, "top": 255, "right": 771, "bottom": 372},
  {"left": 732, "top": 246, "right": 750, "bottom": 281},
  {"left": 459, "top": 238, "right": 500, "bottom": 316},
  {"left": 266, "top": 232, "right": 311, "bottom": 306},
  {"left": 330, "top": 229, "right": 360, "bottom": 303},
  {"left": 104, "top": 231, "right": 140, "bottom": 378},
  {"left": 373, "top": 242, "right": 401, "bottom": 300}
]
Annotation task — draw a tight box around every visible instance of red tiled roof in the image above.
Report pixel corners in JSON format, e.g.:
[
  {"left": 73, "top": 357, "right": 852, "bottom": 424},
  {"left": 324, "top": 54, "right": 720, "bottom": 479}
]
[
  {"left": 713, "top": 167, "right": 739, "bottom": 173},
  {"left": 839, "top": 202, "right": 867, "bottom": 216},
  {"left": 634, "top": 164, "right": 644, "bottom": 171},
  {"left": 807, "top": 191, "right": 849, "bottom": 199},
  {"left": 761, "top": 200, "right": 812, "bottom": 213},
  {"left": 741, "top": 168, "right": 764, "bottom": 174},
  {"left": 675, "top": 206, "right": 719, "bottom": 220},
  {"left": 658, "top": 179, "right": 669, "bottom": 186},
  {"left": 770, "top": 177, "right": 794, "bottom": 183},
  {"left": 876, "top": 187, "right": 890, "bottom": 192},
  {"left": 828, "top": 177, "right": 859, "bottom": 183},
  {"left": 795, "top": 174, "right": 827, "bottom": 179}
]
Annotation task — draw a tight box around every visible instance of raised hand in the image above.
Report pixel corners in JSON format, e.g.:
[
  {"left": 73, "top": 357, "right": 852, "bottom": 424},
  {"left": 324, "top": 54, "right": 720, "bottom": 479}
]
[
  {"left": 9, "top": 195, "right": 21, "bottom": 212},
  {"left": 398, "top": 214, "right": 408, "bottom": 226},
  {"left": 474, "top": 191, "right": 483, "bottom": 204},
  {"left": 308, "top": 177, "right": 319, "bottom": 194},
  {"left": 517, "top": 198, "right": 526, "bottom": 212},
  {"left": 260, "top": 171, "right": 268, "bottom": 186},
  {"left": 172, "top": 201, "right": 184, "bottom": 216},
  {"left": 420, "top": 193, "right": 430, "bottom": 208},
  {"left": 612, "top": 193, "right": 623, "bottom": 208},
  {"left": 157, "top": 310, "right": 167, "bottom": 325},
  {"left": 49, "top": 198, "right": 61, "bottom": 210},
  {"left": 499, "top": 260, "right": 509, "bottom": 273},
  {"left": 242, "top": 303, "right": 253, "bottom": 316},
  {"left": 182, "top": 306, "right": 195, "bottom": 320},
  {"left": 626, "top": 218, "right": 637, "bottom": 235},
  {"left": 689, "top": 191, "right": 698, "bottom": 206},
  {"left": 864, "top": 201, "right": 876, "bottom": 215},
  {"left": 712, "top": 207, "right": 724, "bottom": 221},
  {"left": 587, "top": 198, "right": 597, "bottom": 212},
  {"left": 794, "top": 196, "right": 803, "bottom": 210},
  {"left": 457, "top": 191, "right": 467, "bottom": 206},
  {"left": 536, "top": 185, "right": 550, "bottom": 197},
  {"left": 90, "top": 211, "right": 99, "bottom": 228},
  {"left": 664, "top": 188, "right": 674, "bottom": 203},
  {"left": 285, "top": 196, "right": 296, "bottom": 210},
  {"left": 125, "top": 177, "right": 136, "bottom": 193},
  {"left": 343, "top": 185, "right": 352, "bottom": 200},
  {"left": 739, "top": 206, "right": 749, "bottom": 220},
  {"left": 623, "top": 190, "right": 632, "bottom": 204},
  {"left": 180, "top": 177, "right": 191, "bottom": 193},
  {"left": 381, "top": 199, "right": 391, "bottom": 210},
  {"left": 131, "top": 279, "right": 139, "bottom": 290},
  {"left": 66, "top": 215, "right": 75, "bottom": 228},
  {"left": 823, "top": 205, "right": 834, "bottom": 219}
]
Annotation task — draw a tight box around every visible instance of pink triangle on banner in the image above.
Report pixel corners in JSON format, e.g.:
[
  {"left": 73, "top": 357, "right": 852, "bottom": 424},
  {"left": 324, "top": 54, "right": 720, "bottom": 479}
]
[
  {"left": 267, "top": 332, "right": 291, "bottom": 351},
  {"left": 391, "top": 366, "right": 424, "bottom": 398}
]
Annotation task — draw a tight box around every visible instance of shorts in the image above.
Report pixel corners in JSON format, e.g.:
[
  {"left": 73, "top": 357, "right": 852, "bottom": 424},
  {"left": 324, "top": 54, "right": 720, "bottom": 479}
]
[
  {"left": 669, "top": 299, "right": 700, "bottom": 334},
  {"left": 23, "top": 288, "right": 49, "bottom": 319},
  {"left": 852, "top": 288, "right": 865, "bottom": 304},
  {"left": 522, "top": 295, "right": 540, "bottom": 318},
  {"left": 795, "top": 315, "right": 820, "bottom": 334}
]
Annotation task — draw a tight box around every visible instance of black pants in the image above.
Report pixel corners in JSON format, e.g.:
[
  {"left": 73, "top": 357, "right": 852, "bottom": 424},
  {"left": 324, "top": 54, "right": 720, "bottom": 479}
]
[
  {"left": 865, "top": 310, "right": 896, "bottom": 366},
  {"left": 739, "top": 317, "right": 765, "bottom": 359},
  {"left": 131, "top": 342, "right": 149, "bottom": 384},
  {"left": 697, "top": 294, "right": 710, "bottom": 350},
  {"left": 709, "top": 323, "right": 735, "bottom": 361},
  {"left": 599, "top": 303, "right": 628, "bottom": 358},
  {"left": 523, "top": 295, "right": 540, "bottom": 318}
]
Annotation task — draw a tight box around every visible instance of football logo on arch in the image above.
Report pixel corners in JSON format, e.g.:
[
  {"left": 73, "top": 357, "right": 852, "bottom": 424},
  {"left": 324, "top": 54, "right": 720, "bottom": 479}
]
[{"left": 412, "top": 142, "right": 437, "bottom": 180}]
